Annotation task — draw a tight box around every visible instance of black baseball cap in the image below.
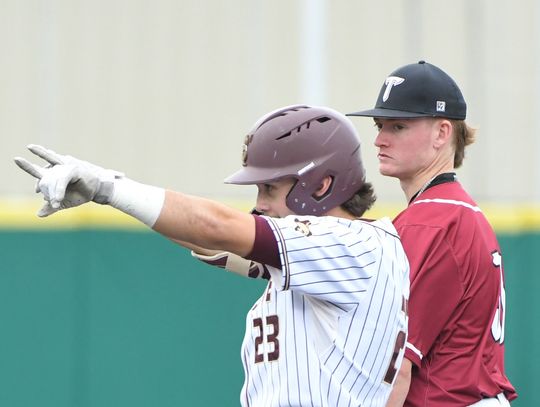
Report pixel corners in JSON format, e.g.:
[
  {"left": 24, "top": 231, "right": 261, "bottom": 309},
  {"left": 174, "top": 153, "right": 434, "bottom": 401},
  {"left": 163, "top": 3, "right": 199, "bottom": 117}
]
[{"left": 347, "top": 60, "right": 467, "bottom": 120}]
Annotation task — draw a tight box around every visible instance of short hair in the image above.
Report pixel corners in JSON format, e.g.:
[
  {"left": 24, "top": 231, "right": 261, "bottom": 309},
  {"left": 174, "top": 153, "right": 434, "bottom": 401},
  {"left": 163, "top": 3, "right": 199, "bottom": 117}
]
[
  {"left": 451, "top": 120, "right": 476, "bottom": 168},
  {"left": 340, "top": 181, "right": 376, "bottom": 217}
]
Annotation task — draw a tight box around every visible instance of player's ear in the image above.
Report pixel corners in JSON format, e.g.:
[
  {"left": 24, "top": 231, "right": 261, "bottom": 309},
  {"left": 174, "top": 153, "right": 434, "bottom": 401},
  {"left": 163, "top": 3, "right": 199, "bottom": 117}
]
[
  {"left": 313, "top": 176, "right": 333, "bottom": 198},
  {"left": 433, "top": 119, "right": 453, "bottom": 149}
]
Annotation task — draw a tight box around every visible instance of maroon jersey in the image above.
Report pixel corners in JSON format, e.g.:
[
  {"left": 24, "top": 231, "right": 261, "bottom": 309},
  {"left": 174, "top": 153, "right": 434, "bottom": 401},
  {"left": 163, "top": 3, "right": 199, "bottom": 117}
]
[{"left": 394, "top": 180, "right": 517, "bottom": 406}]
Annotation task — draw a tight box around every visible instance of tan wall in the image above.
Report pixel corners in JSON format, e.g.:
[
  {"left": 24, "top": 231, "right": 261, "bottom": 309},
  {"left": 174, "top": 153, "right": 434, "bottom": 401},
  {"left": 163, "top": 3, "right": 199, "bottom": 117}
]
[{"left": 2, "top": 0, "right": 539, "bottom": 204}]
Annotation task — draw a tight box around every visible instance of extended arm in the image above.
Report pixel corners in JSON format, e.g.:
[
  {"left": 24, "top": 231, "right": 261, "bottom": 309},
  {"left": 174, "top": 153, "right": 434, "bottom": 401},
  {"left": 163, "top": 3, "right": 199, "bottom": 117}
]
[{"left": 14, "top": 145, "right": 255, "bottom": 258}]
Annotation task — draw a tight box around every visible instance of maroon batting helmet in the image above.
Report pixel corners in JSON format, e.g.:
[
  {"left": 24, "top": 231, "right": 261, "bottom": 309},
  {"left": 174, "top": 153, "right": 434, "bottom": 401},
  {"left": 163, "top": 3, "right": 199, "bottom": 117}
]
[{"left": 225, "top": 105, "right": 366, "bottom": 215}]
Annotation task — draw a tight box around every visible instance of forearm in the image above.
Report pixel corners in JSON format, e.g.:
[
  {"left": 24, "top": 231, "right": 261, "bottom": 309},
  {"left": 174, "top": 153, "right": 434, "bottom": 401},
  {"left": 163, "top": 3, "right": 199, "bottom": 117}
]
[
  {"left": 106, "top": 179, "right": 255, "bottom": 256},
  {"left": 386, "top": 358, "right": 412, "bottom": 407},
  {"left": 153, "top": 190, "right": 255, "bottom": 257}
]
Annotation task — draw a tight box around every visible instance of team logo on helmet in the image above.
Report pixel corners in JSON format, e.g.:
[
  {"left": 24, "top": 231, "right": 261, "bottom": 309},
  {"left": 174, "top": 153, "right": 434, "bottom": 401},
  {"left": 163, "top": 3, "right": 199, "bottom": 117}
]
[
  {"left": 242, "top": 134, "right": 253, "bottom": 167},
  {"left": 382, "top": 76, "right": 405, "bottom": 102}
]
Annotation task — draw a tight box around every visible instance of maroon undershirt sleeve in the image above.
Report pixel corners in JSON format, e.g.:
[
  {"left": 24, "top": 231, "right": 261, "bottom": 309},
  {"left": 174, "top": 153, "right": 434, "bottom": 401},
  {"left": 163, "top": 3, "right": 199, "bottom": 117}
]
[{"left": 246, "top": 215, "right": 282, "bottom": 269}]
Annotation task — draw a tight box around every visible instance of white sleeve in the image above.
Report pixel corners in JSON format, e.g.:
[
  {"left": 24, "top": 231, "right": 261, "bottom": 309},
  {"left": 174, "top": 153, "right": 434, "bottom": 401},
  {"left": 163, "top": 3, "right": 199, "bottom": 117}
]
[{"left": 263, "top": 215, "right": 380, "bottom": 304}]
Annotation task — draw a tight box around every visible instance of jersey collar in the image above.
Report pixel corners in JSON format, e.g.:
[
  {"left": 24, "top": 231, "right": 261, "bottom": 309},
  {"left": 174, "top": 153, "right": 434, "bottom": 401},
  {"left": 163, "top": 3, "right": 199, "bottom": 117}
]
[{"left": 409, "top": 172, "right": 457, "bottom": 204}]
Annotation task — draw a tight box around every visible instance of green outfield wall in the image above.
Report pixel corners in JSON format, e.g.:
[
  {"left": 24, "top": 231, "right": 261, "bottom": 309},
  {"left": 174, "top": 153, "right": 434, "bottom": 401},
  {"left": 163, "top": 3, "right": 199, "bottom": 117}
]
[{"left": 0, "top": 203, "right": 538, "bottom": 406}]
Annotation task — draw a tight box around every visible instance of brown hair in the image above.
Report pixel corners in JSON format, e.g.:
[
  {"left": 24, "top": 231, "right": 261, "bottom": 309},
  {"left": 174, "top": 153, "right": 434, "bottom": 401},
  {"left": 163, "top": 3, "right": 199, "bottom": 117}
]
[
  {"left": 340, "top": 181, "right": 376, "bottom": 217},
  {"left": 451, "top": 120, "right": 476, "bottom": 168}
]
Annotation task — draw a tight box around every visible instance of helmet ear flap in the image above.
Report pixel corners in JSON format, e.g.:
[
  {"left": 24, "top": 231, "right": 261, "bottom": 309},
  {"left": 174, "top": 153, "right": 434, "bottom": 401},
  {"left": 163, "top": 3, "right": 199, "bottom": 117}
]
[
  {"left": 286, "top": 168, "right": 337, "bottom": 215},
  {"left": 286, "top": 180, "right": 318, "bottom": 214}
]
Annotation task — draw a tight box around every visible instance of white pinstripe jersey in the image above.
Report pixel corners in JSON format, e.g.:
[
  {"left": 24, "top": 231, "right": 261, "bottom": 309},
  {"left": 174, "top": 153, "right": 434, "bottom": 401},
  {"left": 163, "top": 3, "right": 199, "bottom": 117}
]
[{"left": 240, "top": 215, "right": 410, "bottom": 407}]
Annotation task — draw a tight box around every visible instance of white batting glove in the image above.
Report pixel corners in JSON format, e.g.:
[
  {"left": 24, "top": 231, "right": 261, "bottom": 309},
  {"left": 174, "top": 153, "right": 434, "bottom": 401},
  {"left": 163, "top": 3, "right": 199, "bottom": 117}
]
[{"left": 14, "top": 144, "right": 123, "bottom": 217}]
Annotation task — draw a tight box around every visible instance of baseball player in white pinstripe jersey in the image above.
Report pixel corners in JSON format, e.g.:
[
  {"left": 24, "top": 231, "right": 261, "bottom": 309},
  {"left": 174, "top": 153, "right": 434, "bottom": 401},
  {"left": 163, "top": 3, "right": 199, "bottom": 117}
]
[{"left": 14, "top": 105, "right": 409, "bottom": 407}]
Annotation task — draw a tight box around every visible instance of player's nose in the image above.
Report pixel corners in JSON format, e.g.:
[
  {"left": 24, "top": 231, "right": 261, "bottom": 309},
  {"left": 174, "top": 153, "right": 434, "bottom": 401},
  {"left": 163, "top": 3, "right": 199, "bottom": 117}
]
[
  {"left": 254, "top": 197, "right": 269, "bottom": 215},
  {"left": 374, "top": 131, "right": 389, "bottom": 148}
]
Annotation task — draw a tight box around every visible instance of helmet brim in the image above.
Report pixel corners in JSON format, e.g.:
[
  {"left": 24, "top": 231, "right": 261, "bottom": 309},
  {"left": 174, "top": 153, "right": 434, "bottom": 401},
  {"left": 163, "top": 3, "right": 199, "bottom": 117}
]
[{"left": 224, "top": 166, "right": 296, "bottom": 185}]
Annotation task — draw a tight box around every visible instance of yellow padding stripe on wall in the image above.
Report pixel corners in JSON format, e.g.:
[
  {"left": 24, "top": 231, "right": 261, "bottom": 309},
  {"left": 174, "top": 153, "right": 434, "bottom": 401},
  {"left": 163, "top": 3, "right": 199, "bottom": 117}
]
[
  {"left": 0, "top": 199, "right": 141, "bottom": 229},
  {"left": 1, "top": 199, "right": 539, "bottom": 233}
]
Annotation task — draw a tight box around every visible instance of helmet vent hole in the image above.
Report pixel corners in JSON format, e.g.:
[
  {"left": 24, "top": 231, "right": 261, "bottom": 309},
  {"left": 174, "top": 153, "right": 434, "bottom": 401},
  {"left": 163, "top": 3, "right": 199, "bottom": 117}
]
[
  {"left": 276, "top": 131, "right": 292, "bottom": 140},
  {"left": 316, "top": 117, "right": 331, "bottom": 123}
]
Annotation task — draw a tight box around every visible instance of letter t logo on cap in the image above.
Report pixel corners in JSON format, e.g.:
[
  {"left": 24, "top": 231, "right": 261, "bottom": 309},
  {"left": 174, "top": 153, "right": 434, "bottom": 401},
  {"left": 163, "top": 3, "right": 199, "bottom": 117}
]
[{"left": 382, "top": 76, "right": 405, "bottom": 102}]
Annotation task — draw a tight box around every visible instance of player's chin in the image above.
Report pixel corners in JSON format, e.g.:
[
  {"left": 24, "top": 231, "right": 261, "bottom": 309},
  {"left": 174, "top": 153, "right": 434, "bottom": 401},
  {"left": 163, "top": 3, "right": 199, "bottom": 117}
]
[{"left": 378, "top": 164, "right": 399, "bottom": 178}]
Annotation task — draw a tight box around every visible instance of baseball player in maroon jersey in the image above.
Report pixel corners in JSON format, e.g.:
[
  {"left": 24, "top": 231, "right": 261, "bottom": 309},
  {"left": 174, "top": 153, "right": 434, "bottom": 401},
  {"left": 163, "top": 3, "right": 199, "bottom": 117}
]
[
  {"left": 348, "top": 61, "right": 517, "bottom": 406},
  {"left": 14, "top": 105, "right": 409, "bottom": 406}
]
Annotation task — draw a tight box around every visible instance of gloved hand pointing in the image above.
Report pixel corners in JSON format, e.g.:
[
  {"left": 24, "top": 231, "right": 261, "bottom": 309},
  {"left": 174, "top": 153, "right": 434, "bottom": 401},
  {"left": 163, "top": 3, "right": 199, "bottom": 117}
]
[{"left": 14, "top": 144, "right": 123, "bottom": 217}]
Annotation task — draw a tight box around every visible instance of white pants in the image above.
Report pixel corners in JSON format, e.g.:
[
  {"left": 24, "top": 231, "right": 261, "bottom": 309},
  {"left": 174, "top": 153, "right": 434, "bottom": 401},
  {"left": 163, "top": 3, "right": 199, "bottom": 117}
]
[{"left": 468, "top": 393, "right": 510, "bottom": 406}]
